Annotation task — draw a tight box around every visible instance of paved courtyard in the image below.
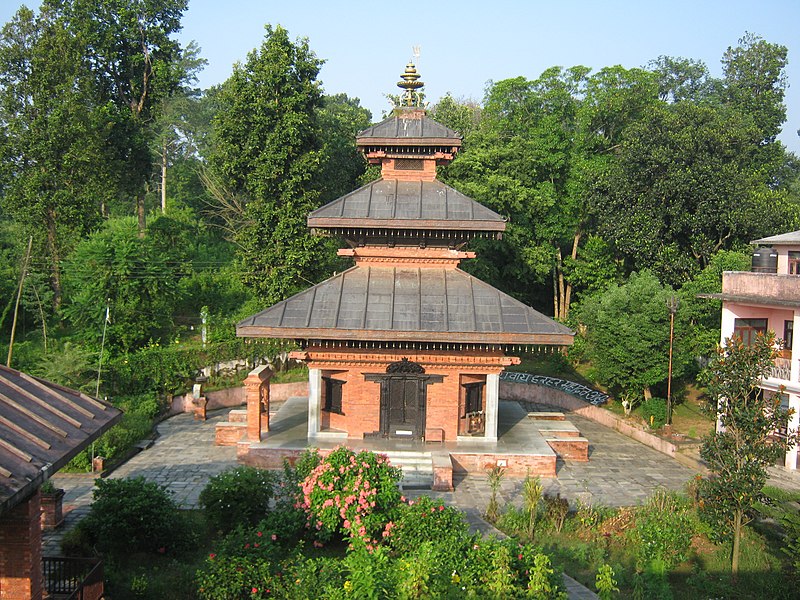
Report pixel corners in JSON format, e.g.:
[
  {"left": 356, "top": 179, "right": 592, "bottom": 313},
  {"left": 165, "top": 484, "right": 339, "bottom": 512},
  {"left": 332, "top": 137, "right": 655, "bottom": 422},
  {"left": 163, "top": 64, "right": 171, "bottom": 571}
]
[{"left": 45, "top": 401, "right": 800, "bottom": 600}]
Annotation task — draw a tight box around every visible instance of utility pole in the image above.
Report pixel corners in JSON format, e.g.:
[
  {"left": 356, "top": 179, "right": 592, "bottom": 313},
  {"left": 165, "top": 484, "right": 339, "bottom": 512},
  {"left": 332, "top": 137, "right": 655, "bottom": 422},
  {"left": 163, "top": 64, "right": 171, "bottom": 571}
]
[{"left": 7, "top": 236, "right": 33, "bottom": 368}]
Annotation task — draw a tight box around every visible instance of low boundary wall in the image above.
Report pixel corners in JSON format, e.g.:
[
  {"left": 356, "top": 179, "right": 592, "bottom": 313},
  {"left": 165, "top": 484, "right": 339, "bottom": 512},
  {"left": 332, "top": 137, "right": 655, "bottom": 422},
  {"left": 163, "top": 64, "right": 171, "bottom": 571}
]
[{"left": 500, "top": 381, "right": 678, "bottom": 458}]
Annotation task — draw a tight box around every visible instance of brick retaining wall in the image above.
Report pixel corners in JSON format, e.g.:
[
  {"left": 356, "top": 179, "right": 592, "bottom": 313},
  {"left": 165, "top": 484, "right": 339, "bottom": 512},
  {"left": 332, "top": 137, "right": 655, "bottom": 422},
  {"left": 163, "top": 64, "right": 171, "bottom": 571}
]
[{"left": 500, "top": 381, "right": 678, "bottom": 458}]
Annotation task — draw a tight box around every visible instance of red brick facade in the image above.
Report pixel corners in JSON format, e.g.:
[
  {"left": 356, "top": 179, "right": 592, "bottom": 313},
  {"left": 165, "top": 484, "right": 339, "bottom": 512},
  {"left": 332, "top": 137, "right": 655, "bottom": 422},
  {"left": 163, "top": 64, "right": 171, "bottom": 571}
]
[
  {"left": 294, "top": 347, "right": 516, "bottom": 442},
  {"left": 0, "top": 491, "right": 42, "bottom": 600}
]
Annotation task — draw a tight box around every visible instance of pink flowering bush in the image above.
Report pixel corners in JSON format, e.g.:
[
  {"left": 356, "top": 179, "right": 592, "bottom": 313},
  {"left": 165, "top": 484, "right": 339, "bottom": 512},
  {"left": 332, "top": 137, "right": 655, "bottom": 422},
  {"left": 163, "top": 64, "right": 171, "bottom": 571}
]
[{"left": 299, "top": 446, "right": 401, "bottom": 544}]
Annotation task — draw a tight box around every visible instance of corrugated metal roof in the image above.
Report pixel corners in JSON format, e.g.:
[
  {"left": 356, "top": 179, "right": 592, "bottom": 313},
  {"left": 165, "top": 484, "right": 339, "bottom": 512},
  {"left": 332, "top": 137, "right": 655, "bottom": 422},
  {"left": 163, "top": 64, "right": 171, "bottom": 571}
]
[
  {"left": 308, "top": 179, "right": 506, "bottom": 232},
  {"left": 0, "top": 365, "right": 122, "bottom": 516},
  {"left": 357, "top": 113, "right": 461, "bottom": 143},
  {"left": 752, "top": 230, "right": 800, "bottom": 245},
  {"left": 237, "top": 266, "right": 574, "bottom": 345}
]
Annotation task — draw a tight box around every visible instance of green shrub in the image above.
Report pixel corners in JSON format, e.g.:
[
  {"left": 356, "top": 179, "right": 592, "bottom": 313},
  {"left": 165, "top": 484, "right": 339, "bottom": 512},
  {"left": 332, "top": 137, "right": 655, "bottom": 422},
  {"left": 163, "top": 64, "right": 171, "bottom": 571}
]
[
  {"left": 199, "top": 466, "right": 277, "bottom": 534},
  {"left": 387, "top": 495, "right": 471, "bottom": 555},
  {"left": 631, "top": 489, "right": 694, "bottom": 570},
  {"left": 81, "top": 477, "right": 186, "bottom": 556},
  {"left": 782, "top": 511, "right": 800, "bottom": 571},
  {"left": 639, "top": 397, "right": 668, "bottom": 429}
]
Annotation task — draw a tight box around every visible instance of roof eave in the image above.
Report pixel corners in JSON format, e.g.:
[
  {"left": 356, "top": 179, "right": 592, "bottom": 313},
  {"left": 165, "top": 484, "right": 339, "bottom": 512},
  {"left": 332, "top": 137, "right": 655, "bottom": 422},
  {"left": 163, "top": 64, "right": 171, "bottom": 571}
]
[{"left": 236, "top": 326, "right": 574, "bottom": 347}]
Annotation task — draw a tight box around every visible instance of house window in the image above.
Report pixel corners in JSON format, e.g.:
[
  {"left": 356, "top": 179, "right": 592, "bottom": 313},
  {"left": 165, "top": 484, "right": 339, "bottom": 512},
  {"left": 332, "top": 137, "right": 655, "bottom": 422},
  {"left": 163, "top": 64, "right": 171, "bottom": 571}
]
[
  {"left": 323, "top": 377, "right": 344, "bottom": 414},
  {"left": 464, "top": 382, "right": 484, "bottom": 414},
  {"left": 733, "top": 318, "right": 768, "bottom": 346},
  {"left": 789, "top": 252, "right": 800, "bottom": 275}
]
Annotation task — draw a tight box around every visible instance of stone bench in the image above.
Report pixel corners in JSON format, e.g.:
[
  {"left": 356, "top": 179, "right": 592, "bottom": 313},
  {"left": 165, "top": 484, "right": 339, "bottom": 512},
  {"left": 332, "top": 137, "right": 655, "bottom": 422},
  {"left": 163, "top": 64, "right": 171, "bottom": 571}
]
[
  {"left": 527, "top": 411, "right": 565, "bottom": 421},
  {"left": 215, "top": 422, "right": 247, "bottom": 446}
]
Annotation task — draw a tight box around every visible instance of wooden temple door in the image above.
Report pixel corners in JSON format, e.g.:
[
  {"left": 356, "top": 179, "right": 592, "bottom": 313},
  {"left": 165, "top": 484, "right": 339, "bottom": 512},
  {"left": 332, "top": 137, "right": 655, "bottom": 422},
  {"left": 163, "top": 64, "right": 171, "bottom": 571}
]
[
  {"left": 385, "top": 376, "right": 423, "bottom": 438},
  {"left": 366, "top": 358, "right": 442, "bottom": 440}
]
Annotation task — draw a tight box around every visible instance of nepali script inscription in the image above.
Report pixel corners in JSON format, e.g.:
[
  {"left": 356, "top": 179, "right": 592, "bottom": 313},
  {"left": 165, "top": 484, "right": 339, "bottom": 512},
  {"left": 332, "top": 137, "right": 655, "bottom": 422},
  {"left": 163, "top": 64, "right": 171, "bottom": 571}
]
[{"left": 500, "top": 371, "right": 609, "bottom": 406}]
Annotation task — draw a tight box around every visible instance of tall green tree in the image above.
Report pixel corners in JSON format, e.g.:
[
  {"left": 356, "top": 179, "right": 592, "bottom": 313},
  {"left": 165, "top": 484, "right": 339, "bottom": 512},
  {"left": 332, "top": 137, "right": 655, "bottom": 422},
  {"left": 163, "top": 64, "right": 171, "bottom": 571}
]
[
  {"left": 699, "top": 331, "right": 799, "bottom": 576},
  {"left": 205, "top": 25, "right": 331, "bottom": 303},
  {"left": 48, "top": 0, "right": 190, "bottom": 231},
  {"left": 0, "top": 6, "right": 110, "bottom": 308},
  {"left": 589, "top": 101, "right": 792, "bottom": 286},
  {"left": 315, "top": 93, "right": 372, "bottom": 204}
]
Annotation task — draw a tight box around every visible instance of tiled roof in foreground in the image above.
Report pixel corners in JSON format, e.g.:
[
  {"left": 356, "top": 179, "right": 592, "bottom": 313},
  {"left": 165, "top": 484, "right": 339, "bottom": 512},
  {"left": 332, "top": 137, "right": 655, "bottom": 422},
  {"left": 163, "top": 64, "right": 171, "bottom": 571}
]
[
  {"left": 0, "top": 365, "right": 122, "bottom": 515},
  {"left": 237, "top": 266, "right": 574, "bottom": 346}
]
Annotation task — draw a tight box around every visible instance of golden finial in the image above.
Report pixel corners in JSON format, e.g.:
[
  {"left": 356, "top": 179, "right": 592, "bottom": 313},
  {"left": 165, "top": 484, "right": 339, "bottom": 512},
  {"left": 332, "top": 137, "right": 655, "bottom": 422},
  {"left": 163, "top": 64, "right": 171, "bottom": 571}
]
[{"left": 397, "top": 61, "right": 424, "bottom": 107}]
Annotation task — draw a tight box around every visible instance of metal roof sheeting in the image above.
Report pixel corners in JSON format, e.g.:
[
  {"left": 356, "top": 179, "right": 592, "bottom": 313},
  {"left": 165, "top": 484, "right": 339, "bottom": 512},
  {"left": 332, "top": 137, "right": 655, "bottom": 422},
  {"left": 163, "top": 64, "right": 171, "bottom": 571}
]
[
  {"left": 237, "top": 266, "right": 574, "bottom": 345},
  {"left": 357, "top": 113, "right": 461, "bottom": 142},
  {"left": 308, "top": 179, "right": 506, "bottom": 231},
  {"left": 0, "top": 365, "right": 122, "bottom": 516}
]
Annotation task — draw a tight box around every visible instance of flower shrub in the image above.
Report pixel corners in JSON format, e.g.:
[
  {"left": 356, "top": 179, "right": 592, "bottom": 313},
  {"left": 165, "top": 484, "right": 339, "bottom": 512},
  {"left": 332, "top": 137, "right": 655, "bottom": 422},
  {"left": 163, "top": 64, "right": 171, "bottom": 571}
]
[
  {"left": 199, "top": 466, "right": 277, "bottom": 534},
  {"left": 299, "top": 447, "right": 401, "bottom": 544},
  {"left": 196, "top": 555, "right": 274, "bottom": 600}
]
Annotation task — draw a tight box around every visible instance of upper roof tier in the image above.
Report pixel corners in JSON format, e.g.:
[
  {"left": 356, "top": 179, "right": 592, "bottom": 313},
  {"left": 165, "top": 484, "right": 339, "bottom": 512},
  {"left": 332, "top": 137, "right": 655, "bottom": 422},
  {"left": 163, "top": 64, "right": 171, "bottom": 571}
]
[
  {"left": 308, "top": 178, "right": 506, "bottom": 238},
  {"left": 357, "top": 108, "right": 462, "bottom": 149}
]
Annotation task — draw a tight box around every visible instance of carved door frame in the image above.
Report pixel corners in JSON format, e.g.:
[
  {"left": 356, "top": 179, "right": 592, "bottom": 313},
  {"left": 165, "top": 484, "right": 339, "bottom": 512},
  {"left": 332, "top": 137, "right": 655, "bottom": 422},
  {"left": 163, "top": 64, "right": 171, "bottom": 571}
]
[{"left": 365, "top": 358, "right": 443, "bottom": 439}]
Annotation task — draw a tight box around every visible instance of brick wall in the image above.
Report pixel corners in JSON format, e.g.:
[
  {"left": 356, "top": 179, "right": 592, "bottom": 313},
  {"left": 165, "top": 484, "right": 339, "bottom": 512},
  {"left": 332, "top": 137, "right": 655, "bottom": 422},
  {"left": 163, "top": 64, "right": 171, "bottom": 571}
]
[{"left": 0, "top": 491, "right": 42, "bottom": 600}]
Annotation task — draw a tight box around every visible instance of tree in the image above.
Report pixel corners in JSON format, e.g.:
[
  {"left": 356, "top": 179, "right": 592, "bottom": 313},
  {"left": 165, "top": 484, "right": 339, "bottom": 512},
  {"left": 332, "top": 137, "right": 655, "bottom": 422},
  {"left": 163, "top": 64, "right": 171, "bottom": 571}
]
[
  {"left": 0, "top": 6, "right": 110, "bottom": 308},
  {"left": 722, "top": 32, "right": 787, "bottom": 144},
  {"left": 49, "top": 0, "right": 191, "bottom": 232},
  {"left": 579, "top": 271, "right": 690, "bottom": 401},
  {"left": 61, "top": 216, "right": 189, "bottom": 351},
  {"left": 699, "top": 331, "right": 799, "bottom": 576},
  {"left": 315, "top": 93, "right": 372, "bottom": 204},
  {"left": 589, "top": 101, "right": 791, "bottom": 286},
  {"left": 205, "top": 25, "right": 332, "bottom": 303}
]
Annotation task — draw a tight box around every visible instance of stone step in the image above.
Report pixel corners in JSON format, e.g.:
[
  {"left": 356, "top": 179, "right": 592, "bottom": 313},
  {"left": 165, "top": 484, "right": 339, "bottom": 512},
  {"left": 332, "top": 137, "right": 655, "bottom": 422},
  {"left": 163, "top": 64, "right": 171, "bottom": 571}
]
[{"left": 381, "top": 451, "right": 434, "bottom": 490}]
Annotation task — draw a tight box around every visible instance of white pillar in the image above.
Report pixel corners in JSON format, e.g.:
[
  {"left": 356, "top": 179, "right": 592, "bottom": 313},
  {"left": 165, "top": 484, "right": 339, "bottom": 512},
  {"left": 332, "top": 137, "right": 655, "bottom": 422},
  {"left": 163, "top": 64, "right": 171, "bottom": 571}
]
[
  {"left": 484, "top": 373, "right": 499, "bottom": 443},
  {"left": 786, "top": 393, "right": 799, "bottom": 470},
  {"left": 307, "top": 368, "right": 322, "bottom": 439}
]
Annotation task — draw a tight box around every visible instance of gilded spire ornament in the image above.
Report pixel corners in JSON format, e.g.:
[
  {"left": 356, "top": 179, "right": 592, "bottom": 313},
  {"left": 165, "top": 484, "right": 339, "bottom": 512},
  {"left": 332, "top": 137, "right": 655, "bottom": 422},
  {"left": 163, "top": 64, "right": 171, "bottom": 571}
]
[{"left": 397, "top": 61, "right": 425, "bottom": 107}]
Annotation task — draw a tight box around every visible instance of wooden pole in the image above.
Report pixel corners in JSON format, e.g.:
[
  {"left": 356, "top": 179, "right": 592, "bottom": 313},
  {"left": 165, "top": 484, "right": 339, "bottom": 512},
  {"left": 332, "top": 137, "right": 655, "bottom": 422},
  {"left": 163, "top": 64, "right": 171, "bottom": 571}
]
[{"left": 7, "top": 236, "right": 33, "bottom": 368}]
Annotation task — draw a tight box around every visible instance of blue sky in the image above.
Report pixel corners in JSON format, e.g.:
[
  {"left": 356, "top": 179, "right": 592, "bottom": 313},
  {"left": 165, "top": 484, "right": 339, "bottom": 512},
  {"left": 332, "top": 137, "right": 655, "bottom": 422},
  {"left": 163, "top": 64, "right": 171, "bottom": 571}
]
[{"left": 2, "top": 0, "right": 799, "bottom": 152}]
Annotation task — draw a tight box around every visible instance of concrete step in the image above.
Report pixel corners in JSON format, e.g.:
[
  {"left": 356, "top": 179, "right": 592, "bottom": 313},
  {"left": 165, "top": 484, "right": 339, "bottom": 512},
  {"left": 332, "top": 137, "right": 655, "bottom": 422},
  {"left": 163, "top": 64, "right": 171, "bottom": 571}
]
[{"left": 382, "top": 451, "right": 433, "bottom": 490}]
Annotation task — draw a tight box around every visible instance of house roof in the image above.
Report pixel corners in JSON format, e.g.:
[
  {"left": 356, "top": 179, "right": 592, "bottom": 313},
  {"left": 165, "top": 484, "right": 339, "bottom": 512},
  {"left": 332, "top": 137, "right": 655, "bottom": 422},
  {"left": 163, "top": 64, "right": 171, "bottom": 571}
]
[
  {"left": 307, "top": 179, "right": 506, "bottom": 233},
  {"left": 0, "top": 365, "right": 122, "bottom": 516},
  {"left": 752, "top": 230, "right": 800, "bottom": 245},
  {"left": 356, "top": 112, "right": 461, "bottom": 146},
  {"left": 237, "top": 266, "right": 574, "bottom": 346}
]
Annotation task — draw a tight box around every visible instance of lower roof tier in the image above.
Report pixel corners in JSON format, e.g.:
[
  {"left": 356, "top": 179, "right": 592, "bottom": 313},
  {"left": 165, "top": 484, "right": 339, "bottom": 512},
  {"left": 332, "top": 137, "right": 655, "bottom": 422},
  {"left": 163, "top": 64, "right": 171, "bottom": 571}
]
[{"left": 237, "top": 265, "right": 574, "bottom": 346}]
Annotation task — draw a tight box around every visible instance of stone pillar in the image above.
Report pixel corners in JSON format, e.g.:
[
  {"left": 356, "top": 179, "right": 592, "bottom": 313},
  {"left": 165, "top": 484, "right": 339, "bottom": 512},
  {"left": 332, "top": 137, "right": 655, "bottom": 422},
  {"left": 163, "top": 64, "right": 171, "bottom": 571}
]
[
  {"left": 244, "top": 365, "right": 273, "bottom": 443},
  {"left": 307, "top": 368, "right": 322, "bottom": 439},
  {"left": 484, "top": 373, "right": 500, "bottom": 443},
  {"left": 0, "top": 490, "right": 42, "bottom": 600},
  {"left": 786, "top": 392, "right": 800, "bottom": 470}
]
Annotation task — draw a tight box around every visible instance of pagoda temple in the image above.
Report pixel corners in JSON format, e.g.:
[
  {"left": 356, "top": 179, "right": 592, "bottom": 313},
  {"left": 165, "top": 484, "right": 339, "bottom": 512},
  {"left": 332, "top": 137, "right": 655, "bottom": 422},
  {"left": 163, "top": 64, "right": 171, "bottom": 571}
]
[{"left": 234, "top": 64, "right": 574, "bottom": 469}]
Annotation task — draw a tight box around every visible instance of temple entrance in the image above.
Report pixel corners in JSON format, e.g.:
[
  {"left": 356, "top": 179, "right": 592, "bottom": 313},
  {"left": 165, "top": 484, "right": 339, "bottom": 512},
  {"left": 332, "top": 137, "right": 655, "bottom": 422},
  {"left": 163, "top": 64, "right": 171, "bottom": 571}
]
[
  {"left": 384, "top": 376, "right": 424, "bottom": 438},
  {"left": 366, "top": 358, "right": 443, "bottom": 439}
]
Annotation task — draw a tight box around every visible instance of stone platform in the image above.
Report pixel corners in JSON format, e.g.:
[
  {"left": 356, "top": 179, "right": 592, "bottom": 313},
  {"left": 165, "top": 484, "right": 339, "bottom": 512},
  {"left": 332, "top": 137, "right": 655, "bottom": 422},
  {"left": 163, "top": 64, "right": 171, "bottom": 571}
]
[{"left": 227, "top": 397, "right": 589, "bottom": 490}]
